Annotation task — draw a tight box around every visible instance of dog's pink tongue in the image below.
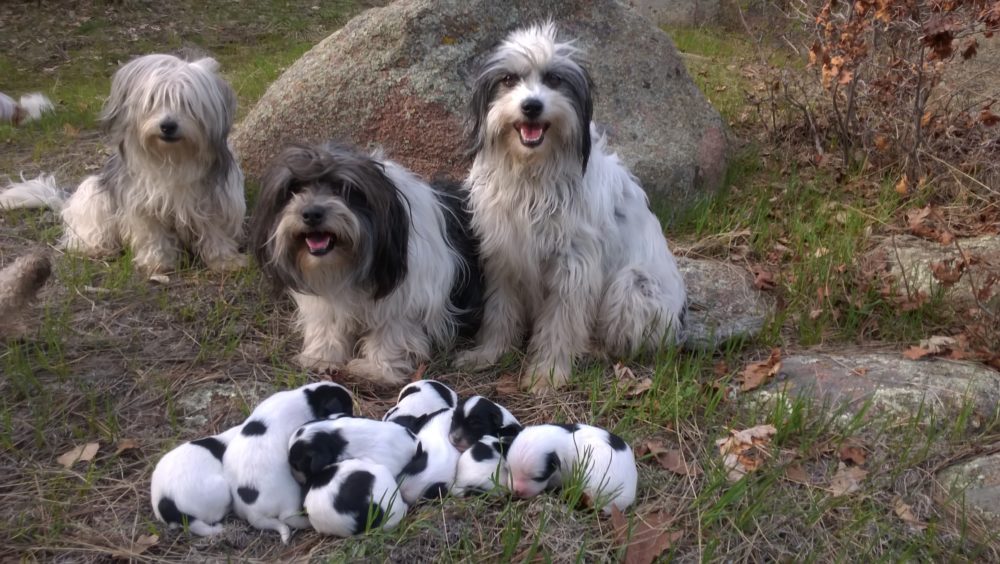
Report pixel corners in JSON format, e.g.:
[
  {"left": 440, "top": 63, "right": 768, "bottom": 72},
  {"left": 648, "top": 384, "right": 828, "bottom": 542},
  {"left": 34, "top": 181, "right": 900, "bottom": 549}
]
[
  {"left": 305, "top": 234, "right": 331, "bottom": 252},
  {"left": 520, "top": 124, "right": 544, "bottom": 142}
]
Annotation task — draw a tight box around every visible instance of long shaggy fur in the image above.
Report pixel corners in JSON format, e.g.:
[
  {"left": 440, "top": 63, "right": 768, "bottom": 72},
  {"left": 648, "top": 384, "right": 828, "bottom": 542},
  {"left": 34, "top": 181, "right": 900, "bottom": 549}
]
[
  {"left": 456, "top": 22, "right": 687, "bottom": 392},
  {"left": 250, "top": 142, "right": 483, "bottom": 386},
  {"left": 0, "top": 54, "right": 246, "bottom": 274}
]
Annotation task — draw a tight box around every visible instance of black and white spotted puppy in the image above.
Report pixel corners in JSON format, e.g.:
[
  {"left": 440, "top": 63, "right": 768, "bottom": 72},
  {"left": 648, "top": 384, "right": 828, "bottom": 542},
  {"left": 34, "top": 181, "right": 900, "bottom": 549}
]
[
  {"left": 288, "top": 416, "right": 419, "bottom": 481},
  {"left": 506, "top": 424, "right": 637, "bottom": 514},
  {"left": 223, "top": 382, "right": 354, "bottom": 543},
  {"left": 303, "top": 459, "right": 408, "bottom": 537},
  {"left": 449, "top": 395, "right": 522, "bottom": 452},
  {"left": 451, "top": 435, "right": 510, "bottom": 497},
  {"left": 150, "top": 424, "right": 242, "bottom": 536},
  {"left": 398, "top": 407, "right": 461, "bottom": 504},
  {"left": 382, "top": 379, "right": 458, "bottom": 432}
]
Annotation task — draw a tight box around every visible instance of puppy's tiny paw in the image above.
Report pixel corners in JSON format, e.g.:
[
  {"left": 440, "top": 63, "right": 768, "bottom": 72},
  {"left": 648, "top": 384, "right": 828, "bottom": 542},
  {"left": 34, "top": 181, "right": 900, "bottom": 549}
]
[
  {"left": 345, "top": 358, "right": 407, "bottom": 387},
  {"left": 207, "top": 253, "right": 248, "bottom": 272}
]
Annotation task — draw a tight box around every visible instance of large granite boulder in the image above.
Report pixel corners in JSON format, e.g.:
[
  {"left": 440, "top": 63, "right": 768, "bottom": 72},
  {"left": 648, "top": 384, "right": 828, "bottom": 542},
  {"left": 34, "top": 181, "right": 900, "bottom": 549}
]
[
  {"left": 678, "top": 258, "right": 774, "bottom": 350},
  {"left": 232, "top": 0, "right": 729, "bottom": 215}
]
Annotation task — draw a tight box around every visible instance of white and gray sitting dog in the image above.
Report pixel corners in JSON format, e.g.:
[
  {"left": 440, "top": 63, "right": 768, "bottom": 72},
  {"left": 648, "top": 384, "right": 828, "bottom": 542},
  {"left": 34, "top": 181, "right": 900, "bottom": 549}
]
[
  {"left": 250, "top": 142, "right": 483, "bottom": 386},
  {"left": 0, "top": 54, "right": 246, "bottom": 275},
  {"left": 455, "top": 23, "right": 687, "bottom": 392}
]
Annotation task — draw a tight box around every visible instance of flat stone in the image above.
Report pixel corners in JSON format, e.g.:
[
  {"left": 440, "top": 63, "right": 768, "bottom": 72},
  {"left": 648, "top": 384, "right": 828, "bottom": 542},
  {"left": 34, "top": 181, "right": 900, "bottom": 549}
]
[
  {"left": 937, "top": 451, "right": 1000, "bottom": 528},
  {"left": 757, "top": 353, "right": 1000, "bottom": 425},
  {"left": 232, "top": 0, "right": 729, "bottom": 215},
  {"left": 678, "top": 257, "right": 774, "bottom": 349},
  {"left": 869, "top": 234, "right": 1000, "bottom": 306}
]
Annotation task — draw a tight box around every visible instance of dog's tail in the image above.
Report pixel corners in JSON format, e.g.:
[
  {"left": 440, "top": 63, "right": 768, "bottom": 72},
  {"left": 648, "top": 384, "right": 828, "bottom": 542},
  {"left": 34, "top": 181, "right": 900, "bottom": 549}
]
[
  {"left": 18, "top": 93, "right": 54, "bottom": 122},
  {"left": 0, "top": 174, "right": 69, "bottom": 210}
]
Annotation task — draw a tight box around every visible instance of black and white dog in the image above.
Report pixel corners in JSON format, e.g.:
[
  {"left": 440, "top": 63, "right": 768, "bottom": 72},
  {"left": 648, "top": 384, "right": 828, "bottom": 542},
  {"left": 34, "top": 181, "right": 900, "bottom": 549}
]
[
  {"left": 250, "top": 142, "right": 483, "bottom": 386},
  {"left": 0, "top": 54, "right": 246, "bottom": 274},
  {"left": 302, "top": 459, "right": 408, "bottom": 537},
  {"left": 383, "top": 379, "right": 459, "bottom": 432},
  {"left": 506, "top": 423, "right": 637, "bottom": 514},
  {"left": 150, "top": 425, "right": 242, "bottom": 536},
  {"left": 455, "top": 23, "right": 687, "bottom": 392},
  {"left": 222, "top": 382, "right": 353, "bottom": 543}
]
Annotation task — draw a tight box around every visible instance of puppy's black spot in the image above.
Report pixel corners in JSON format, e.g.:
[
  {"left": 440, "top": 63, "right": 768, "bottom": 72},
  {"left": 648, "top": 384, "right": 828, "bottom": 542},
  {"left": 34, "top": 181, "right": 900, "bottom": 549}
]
[
  {"left": 614, "top": 207, "right": 625, "bottom": 223},
  {"left": 422, "top": 482, "right": 449, "bottom": 500},
  {"left": 332, "top": 470, "right": 381, "bottom": 534},
  {"left": 190, "top": 437, "right": 226, "bottom": 461},
  {"left": 242, "top": 420, "right": 267, "bottom": 436},
  {"left": 237, "top": 486, "right": 259, "bottom": 504},
  {"left": 606, "top": 431, "right": 628, "bottom": 452},
  {"left": 306, "top": 384, "right": 353, "bottom": 419},
  {"left": 157, "top": 496, "right": 193, "bottom": 525},
  {"left": 470, "top": 440, "right": 497, "bottom": 462},
  {"left": 295, "top": 428, "right": 305, "bottom": 438},
  {"left": 534, "top": 451, "right": 561, "bottom": 483},
  {"left": 454, "top": 397, "right": 503, "bottom": 446},
  {"left": 552, "top": 423, "right": 580, "bottom": 434},
  {"left": 400, "top": 442, "right": 428, "bottom": 476},
  {"left": 388, "top": 414, "right": 422, "bottom": 433},
  {"left": 397, "top": 385, "right": 420, "bottom": 402},
  {"left": 427, "top": 381, "right": 457, "bottom": 407},
  {"left": 307, "top": 464, "right": 340, "bottom": 490},
  {"left": 289, "top": 430, "right": 348, "bottom": 478}
]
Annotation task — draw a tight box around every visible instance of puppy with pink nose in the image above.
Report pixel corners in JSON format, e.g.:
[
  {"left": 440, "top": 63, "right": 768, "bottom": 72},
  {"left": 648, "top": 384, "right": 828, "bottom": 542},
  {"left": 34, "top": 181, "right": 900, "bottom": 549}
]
[{"left": 506, "top": 423, "right": 637, "bottom": 514}]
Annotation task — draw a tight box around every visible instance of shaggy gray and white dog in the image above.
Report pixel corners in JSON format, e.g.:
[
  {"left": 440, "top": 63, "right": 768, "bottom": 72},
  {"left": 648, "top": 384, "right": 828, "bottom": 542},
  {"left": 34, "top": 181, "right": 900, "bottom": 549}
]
[
  {"left": 0, "top": 54, "right": 245, "bottom": 274},
  {"left": 250, "top": 142, "right": 482, "bottom": 386},
  {"left": 456, "top": 23, "right": 688, "bottom": 392}
]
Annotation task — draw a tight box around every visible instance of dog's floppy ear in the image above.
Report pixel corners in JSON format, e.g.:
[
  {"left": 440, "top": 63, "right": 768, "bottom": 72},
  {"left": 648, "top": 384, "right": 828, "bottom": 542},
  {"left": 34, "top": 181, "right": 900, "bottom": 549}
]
[
  {"left": 338, "top": 153, "right": 410, "bottom": 300},
  {"left": 465, "top": 62, "right": 505, "bottom": 159},
  {"left": 250, "top": 147, "right": 302, "bottom": 288},
  {"left": 551, "top": 60, "right": 594, "bottom": 174}
]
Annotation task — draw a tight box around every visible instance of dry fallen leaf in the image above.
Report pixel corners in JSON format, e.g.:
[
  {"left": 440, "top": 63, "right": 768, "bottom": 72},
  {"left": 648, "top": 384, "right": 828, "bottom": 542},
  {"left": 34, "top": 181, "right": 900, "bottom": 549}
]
[
  {"left": 627, "top": 378, "right": 654, "bottom": 397},
  {"left": 134, "top": 533, "right": 159, "bottom": 555},
  {"left": 716, "top": 424, "right": 777, "bottom": 482},
  {"left": 829, "top": 462, "right": 867, "bottom": 497},
  {"left": 148, "top": 274, "right": 169, "bottom": 284},
  {"left": 893, "top": 497, "right": 927, "bottom": 530},
  {"left": 751, "top": 267, "right": 777, "bottom": 291},
  {"left": 838, "top": 443, "right": 867, "bottom": 466},
  {"left": 738, "top": 348, "right": 782, "bottom": 392},
  {"left": 57, "top": 442, "right": 99, "bottom": 468},
  {"left": 784, "top": 463, "right": 810, "bottom": 484},
  {"left": 902, "top": 346, "right": 930, "bottom": 360},
  {"left": 610, "top": 507, "right": 683, "bottom": 564},
  {"left": 114, "top": 438, "right": 140, "bottom": 456},
  {"left": 637, "top": 441, "right": 701, "bottom": 476},
  {"left": 920, "top": 335, "right": 957, "bottom": 354},
  {"left": 409, "top": 363, "right": 428, "bottom": 382}
]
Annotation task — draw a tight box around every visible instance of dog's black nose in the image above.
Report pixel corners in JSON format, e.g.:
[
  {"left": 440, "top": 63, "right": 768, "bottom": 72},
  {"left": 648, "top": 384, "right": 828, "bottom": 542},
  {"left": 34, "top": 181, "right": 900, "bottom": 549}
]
[
  {"left": 520, "top": 98, "right": 543, "bottom": 119},
  {"left": 302, "top": 206, "right": 325, "bottom": 227},
  {"left": 159, "top": 120, "right": 179, "bottom": 137}
]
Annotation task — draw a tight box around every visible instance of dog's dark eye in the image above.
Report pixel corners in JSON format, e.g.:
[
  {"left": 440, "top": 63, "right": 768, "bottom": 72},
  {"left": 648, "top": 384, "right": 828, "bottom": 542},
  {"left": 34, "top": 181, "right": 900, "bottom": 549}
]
[
  {"left": 288, "top": 183, "right": 303, "bottom": 195},
  {"left": 543, "top": 72, "right": 562, "bottom": 88},
  {"left": 501, "top": 73, "right": 520, "bottom": 88}
]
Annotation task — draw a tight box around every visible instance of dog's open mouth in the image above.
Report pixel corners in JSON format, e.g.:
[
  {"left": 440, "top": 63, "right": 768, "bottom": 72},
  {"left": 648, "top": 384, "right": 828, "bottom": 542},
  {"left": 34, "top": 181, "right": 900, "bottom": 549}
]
[
  {"left": 515, "top": 122, "right": 548, "bottom": 147},
  {"left": 303, "top": 232, "right": 335, "bottom": 256}
]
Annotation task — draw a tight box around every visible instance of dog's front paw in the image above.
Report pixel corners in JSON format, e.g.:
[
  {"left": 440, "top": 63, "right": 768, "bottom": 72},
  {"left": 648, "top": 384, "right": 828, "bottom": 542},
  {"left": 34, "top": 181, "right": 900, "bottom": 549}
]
[
  {"left": 206, "top": 252, "right": 248, "bottom": 273},
  {"left": 297, "top": 352, "right": 345, "bottom": 374},
  {"left": 520, "top": 361, "right": 571, "bottom": 394},
  {"left": 345, "top": 358, "right": 407, "bottom": 388},
  {"left": 454, "top": 346, "right": 503, "bottom": 371}
]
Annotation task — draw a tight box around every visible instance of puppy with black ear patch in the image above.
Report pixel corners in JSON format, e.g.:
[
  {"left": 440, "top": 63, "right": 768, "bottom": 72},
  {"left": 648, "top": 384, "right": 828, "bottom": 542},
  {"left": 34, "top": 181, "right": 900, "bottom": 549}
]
[
  {"left": 398, "top": 408, "right": 461, "bottom": 504},
  {"left": 223, "top": 382, "right": 353, "bottom": 544},
  {"left": 452, "top": 435, "right": 510, "bottom": 497},
  {"left": 506, "top": 423, "right": 637, "bottom": 514},
  {"left": 383, "top": 379, "right": 458, "bottom": 432},
  {"left": 449, "top": 395, "right": 522, "bottom": 453},
  {"left": 150, "top": 424, "right": 241, "bottom": 536},
  {"left": 250, "top": 141, "right": 483, "bottom": 386},
  {"left": 288, "top": 416, "right": 419, "bottom": 482},
  {"left": 303, "top": 459, "right": 407, "bottom": 537}
]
